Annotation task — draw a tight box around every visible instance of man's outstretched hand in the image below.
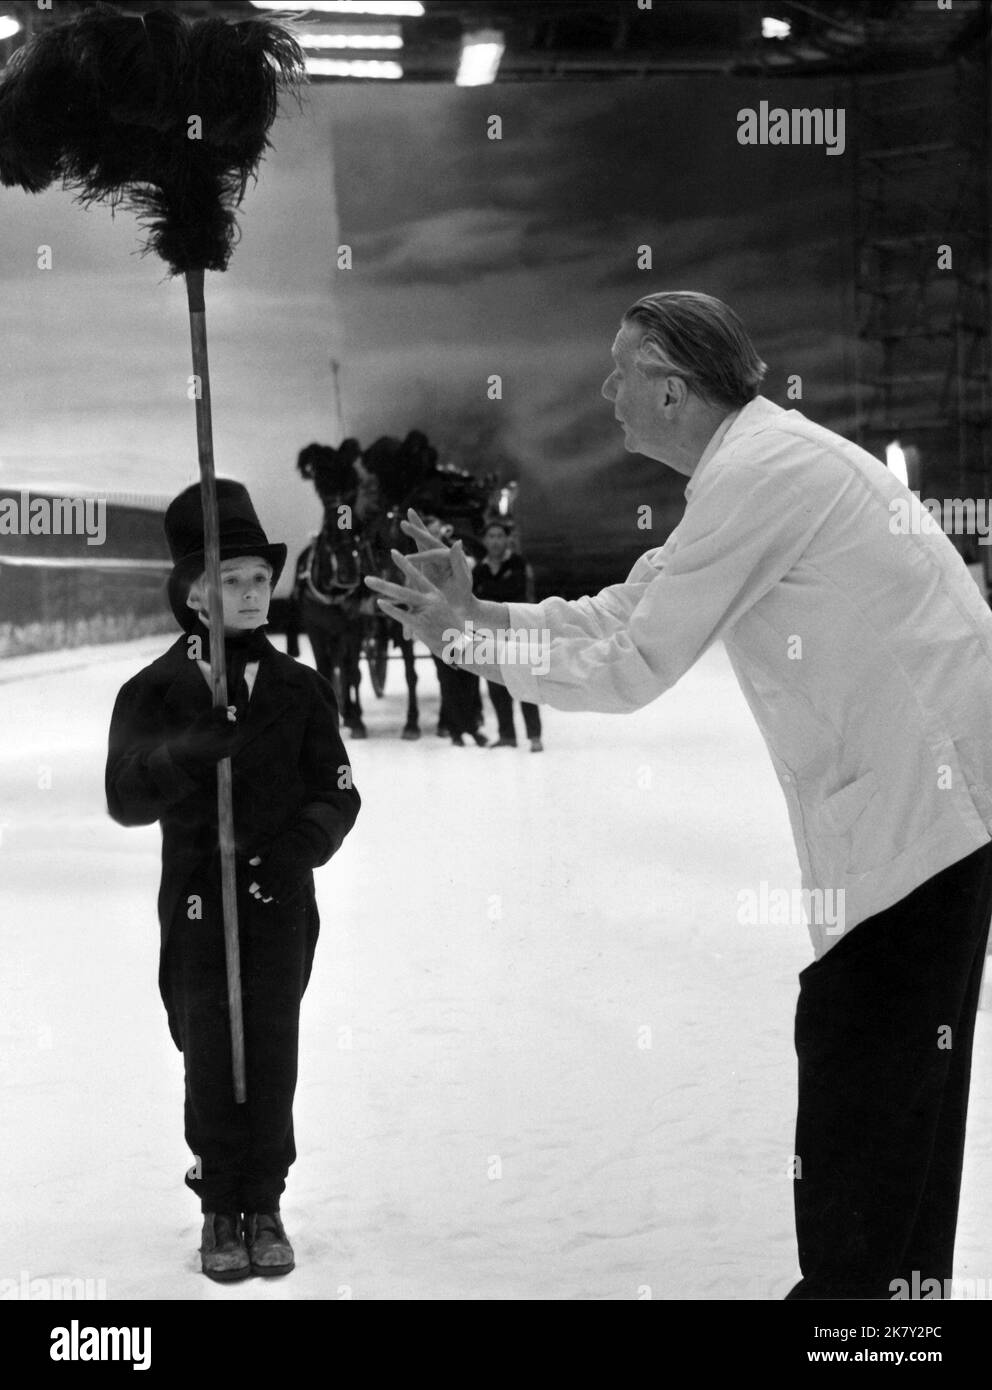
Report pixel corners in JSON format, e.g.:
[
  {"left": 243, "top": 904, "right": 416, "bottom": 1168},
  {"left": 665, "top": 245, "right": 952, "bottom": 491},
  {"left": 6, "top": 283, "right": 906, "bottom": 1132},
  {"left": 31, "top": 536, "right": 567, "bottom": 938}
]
[
  {"left": 364, "top": 508, "right": 476, "bottom": 655},
  {"left": 395, "top": 511, "right": 466, "bottom": 595}
]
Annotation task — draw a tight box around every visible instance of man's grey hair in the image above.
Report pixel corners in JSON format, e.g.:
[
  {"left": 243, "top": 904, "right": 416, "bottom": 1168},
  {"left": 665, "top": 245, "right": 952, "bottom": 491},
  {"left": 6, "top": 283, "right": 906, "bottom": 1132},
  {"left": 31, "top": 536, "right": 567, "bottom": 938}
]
[{"left": 622, "top": 290, "right": 767, "bottom": 411}]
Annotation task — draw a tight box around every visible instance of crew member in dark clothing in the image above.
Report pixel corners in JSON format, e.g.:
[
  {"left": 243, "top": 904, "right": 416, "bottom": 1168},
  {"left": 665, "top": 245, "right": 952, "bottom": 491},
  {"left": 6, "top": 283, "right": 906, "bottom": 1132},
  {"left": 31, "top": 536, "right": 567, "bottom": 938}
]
[
  {"left": 421, "top": 514, "right": 487, "bottom": 746},
  {"left": 105, "top": 481, "right": 361, "bottom": 1282},
  {"left": 472, "top": 521, "right": 543, "bottom": 751}
]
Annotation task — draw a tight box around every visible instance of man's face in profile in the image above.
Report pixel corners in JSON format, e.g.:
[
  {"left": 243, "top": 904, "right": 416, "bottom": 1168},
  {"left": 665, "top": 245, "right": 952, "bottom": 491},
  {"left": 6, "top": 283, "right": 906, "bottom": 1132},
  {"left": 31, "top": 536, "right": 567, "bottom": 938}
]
[{"left": 601, "top": 320, "right": 675, "bottom": 465}]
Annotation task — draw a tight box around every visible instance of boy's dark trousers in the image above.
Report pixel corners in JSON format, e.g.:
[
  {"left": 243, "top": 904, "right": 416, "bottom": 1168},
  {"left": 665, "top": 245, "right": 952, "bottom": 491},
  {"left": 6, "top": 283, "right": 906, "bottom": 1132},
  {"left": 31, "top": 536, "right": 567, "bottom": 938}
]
[
  {"left": 486, "top": 680, "right": 541, "bottom": 742},
  {"left": 164, "top": 870, "right": 319, "bottom": 1215},
  {"left": 786, "top": 838, "right": 992, "bottom": 1300}
]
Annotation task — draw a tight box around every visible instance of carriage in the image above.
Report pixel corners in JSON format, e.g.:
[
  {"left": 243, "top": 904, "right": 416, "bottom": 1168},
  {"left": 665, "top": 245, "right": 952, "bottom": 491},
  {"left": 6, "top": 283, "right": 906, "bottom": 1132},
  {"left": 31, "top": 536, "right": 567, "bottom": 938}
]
[{"left": 289, "top": 431, "right": 513, "bottom": 737}]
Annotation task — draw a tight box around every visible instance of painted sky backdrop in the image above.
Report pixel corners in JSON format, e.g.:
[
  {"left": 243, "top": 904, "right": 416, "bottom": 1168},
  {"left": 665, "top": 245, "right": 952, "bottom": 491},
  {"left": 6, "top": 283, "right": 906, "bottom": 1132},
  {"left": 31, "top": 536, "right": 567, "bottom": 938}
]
[{"left": 1, "top": 75, "right": 853, "bottom": 595}]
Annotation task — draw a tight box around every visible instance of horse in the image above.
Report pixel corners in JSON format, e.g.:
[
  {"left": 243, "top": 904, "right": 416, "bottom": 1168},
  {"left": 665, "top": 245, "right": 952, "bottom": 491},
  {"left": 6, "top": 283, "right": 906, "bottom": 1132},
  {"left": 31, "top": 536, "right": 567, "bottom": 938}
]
[
  {"left": 292, "top": 441, "right": 368, "bottom": 735},
  {"left": 293, "top": 437, "right": 423, "bottom": 738},
  {"left": 356, "top": 516, "right": 421, "bottom": 739},
  {"left": 353, "top": 431, "right": 506, "bottom": 740},
  {"left": 294, "top": 523, "right": 367, "bottom": 736},
  {"left": 352, "top": 445, "right": 423, "bottom": 737}
]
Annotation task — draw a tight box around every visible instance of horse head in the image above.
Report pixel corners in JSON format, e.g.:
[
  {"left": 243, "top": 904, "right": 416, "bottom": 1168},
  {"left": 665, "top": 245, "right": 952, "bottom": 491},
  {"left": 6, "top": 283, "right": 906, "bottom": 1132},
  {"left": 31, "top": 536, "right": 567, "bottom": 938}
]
[{"left": 297, "top": 440, "right": 360, "bottom": 508}]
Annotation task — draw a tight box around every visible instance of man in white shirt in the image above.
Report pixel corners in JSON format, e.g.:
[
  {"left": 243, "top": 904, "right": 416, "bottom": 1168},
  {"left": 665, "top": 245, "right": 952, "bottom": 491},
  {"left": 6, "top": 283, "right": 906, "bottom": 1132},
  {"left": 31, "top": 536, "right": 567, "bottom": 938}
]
[{"left": 367, "top": 290, "right": 992, "bottom": 1300}]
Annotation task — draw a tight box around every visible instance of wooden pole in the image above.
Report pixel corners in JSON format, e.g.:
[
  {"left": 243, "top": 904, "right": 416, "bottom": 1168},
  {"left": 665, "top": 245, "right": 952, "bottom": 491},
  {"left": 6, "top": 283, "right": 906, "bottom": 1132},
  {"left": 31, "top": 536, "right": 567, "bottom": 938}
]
[
  {"left": 330, "top": 356, "right": 345, "bottom": 438},
  {"left": 185, "top": 266, "right": 247, "bottom": 1104}
]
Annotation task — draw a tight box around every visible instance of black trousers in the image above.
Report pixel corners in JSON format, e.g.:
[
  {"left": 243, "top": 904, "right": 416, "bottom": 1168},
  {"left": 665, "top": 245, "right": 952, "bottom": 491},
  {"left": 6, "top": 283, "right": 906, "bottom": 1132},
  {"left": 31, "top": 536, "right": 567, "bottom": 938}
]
[
  {"left": 486, "top": 680, "right": 541, "bottom": 741},
  {"left": 164, "top": 876, "right": 319, "bottom": 1215},
  {"left": 786, "top": 838, "right": 992, "bottom": 1300},
  {"left": 432, "top": 657, "right": 482, "bottom": 737}
]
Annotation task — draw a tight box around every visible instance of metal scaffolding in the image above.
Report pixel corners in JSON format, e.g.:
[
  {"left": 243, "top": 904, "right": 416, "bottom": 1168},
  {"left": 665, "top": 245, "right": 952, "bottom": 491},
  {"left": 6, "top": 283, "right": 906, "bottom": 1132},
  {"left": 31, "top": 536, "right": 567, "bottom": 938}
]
[{"left": 850, "top": 52, "right": 991, "bottom": 530}]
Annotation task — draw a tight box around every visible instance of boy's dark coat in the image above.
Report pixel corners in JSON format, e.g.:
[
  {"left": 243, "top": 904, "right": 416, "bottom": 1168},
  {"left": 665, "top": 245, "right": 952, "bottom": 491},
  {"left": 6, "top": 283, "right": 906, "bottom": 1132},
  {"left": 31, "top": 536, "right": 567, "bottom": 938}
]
[{"left": 105, "top": 634, "right": 361, "bottom": 1036}]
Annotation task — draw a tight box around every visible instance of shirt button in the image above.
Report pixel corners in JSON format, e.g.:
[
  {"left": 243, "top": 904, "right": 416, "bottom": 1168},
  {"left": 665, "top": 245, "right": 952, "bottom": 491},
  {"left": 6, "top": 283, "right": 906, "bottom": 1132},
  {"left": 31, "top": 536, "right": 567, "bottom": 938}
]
[{"left": 782, "top": 774, "right": 792, "bottom": 783}]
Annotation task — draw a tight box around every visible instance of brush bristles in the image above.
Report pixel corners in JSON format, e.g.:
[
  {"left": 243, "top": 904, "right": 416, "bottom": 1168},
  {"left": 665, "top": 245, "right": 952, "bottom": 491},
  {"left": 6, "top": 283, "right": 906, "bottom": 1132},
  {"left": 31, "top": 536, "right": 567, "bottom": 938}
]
[{"left": 0, "top": 3, "right": 306, "bottom": 274}]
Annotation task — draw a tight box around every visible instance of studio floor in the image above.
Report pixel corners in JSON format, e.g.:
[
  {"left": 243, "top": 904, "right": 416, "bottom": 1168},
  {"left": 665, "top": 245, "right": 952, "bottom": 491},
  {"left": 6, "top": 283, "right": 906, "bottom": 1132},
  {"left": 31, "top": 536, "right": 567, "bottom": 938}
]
[{"left": 2, "top": 635, "right": 990, "bottom": 1300}]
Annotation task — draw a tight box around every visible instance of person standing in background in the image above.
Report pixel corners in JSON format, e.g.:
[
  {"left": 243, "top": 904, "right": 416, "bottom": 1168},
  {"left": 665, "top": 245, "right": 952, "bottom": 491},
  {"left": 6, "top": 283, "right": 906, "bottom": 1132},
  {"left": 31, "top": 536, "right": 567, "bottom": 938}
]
[
  {"left": 472, "top": 521, "right": 543, "bottom": 752},
  {"left": 422, "top": 514, "right": 487, "bottom": 747}
]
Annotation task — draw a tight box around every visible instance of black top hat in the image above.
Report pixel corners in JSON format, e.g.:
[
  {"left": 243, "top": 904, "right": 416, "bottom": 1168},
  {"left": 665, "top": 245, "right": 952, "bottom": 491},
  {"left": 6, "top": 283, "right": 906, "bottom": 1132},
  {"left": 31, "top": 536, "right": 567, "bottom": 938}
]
[{"left": 164, "top": 479, "right": 288, "bottom": 628}]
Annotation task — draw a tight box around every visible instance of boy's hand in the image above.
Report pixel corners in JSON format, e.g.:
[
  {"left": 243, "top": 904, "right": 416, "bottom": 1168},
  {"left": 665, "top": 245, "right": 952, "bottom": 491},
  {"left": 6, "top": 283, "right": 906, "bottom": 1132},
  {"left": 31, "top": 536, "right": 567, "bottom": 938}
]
[
  {"left": 168, "top": 705, "right": 238, "bottom": 772},
  {"left": 247, "top": 857, "right": 274, "bottom": 904},
  {"left": 247, "top": 824, "right": 321, "bottom": 905}
]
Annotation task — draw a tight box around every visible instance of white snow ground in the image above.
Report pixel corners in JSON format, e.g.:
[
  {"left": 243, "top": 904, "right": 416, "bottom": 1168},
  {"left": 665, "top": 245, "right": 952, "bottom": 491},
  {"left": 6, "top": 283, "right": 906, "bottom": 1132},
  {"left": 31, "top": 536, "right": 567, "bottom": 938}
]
[{"left": 1, "top": 636, "right": 990, "bottom": 1301}]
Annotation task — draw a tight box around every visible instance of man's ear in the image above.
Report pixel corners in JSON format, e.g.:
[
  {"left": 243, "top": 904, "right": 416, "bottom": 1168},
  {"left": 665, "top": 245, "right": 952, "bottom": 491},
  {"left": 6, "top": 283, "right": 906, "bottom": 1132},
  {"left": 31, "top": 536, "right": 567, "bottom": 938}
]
[{"left": 661, "top": 374, "right": 689, "bottom": 410}]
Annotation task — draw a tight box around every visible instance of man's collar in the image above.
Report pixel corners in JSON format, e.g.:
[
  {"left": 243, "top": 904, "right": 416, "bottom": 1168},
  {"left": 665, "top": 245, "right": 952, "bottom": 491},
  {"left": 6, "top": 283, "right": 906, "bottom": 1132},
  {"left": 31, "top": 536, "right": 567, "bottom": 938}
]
[{"left": 683, "top": 395, "right": 783, "bottom": 500}]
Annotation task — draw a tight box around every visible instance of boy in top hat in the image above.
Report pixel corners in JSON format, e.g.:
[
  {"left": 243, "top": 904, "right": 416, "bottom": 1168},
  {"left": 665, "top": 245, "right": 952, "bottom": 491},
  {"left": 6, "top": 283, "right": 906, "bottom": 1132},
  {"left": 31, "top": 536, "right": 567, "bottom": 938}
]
[{"left": 105, "top": 480, "right": 361, "bottom": 1281}]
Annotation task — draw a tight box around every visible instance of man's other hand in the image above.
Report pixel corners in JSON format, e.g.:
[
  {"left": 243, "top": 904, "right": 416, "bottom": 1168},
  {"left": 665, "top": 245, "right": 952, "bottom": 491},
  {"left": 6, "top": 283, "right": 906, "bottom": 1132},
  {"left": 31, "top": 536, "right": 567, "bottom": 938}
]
[{"left": 364, "top": 509, "right": 476, "bottom": 652}]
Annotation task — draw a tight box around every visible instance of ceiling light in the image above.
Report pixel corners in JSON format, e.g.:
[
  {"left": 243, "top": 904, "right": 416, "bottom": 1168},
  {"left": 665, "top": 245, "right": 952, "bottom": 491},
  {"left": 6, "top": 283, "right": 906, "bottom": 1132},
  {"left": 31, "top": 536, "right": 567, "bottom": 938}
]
[
  {"left": 761, "top": 17, "right": 791, "bottom": 40},
  {"left": 300, "top": 25, "right": 403, "bottom": 50},
  {"left": 251, "top": 2, "right": 424, "bottom": 15},
  {"left": 885, "top": 441, "right": 908, "bottom": 487},
  {"left": 456, "top": 29, "right": 505, "bottom": 86},
  {"left": 305, "top": 56, "right": 403, "bottom": 78}
]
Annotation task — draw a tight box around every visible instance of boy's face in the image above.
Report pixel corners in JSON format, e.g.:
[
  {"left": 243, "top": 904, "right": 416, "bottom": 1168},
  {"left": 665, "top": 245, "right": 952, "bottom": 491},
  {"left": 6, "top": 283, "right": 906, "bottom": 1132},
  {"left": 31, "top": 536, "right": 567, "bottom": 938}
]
[{"left": 187, "top": 556, "right": 273, "bottom": 632}]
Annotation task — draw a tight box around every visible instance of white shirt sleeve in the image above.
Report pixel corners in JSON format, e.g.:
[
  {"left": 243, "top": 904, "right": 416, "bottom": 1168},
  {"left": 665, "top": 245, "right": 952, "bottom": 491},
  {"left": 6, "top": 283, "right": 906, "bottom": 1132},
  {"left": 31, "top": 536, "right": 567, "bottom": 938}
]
[
  {"left": 502, "top": 536, "right": 675, "bottom": 646},
  {"left": 499, "top": 441, "right": 847, "bottom": 711}
]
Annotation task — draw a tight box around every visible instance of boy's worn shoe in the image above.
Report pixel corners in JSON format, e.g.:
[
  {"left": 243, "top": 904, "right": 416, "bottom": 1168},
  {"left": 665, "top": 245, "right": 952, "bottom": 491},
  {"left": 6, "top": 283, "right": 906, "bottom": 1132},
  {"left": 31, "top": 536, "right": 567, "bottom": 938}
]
[
  {"left": 200, "top": 1212, "right": 251, "bottom": 1282},
  {"left": 490, "top": 737, "right": 517, "bottom": 748},
  {"left": 245, "top": 1211, "right": 295, "bottom": 1276},
  {"left": 529, "top": 738, "right": 544, "bottom": 752},
  {"left": 471, "top": 732, "right": 489, "bottom": 747}
]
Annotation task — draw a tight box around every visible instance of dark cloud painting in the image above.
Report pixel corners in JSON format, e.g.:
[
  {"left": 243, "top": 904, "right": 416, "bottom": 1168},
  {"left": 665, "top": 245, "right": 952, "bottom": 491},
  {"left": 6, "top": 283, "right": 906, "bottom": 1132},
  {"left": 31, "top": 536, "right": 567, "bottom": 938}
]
[{"left": 1, "top": 73, "right": 852, "bottom": 595}]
